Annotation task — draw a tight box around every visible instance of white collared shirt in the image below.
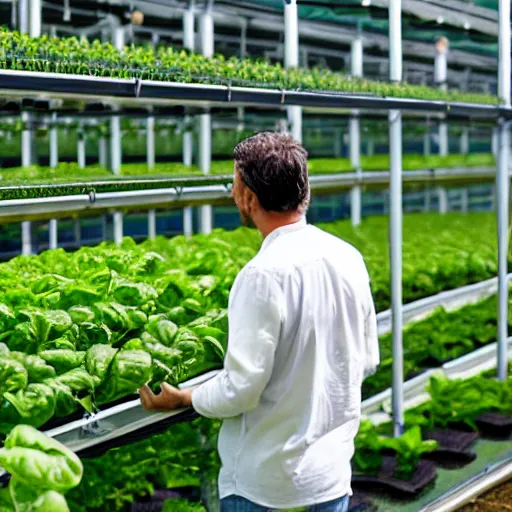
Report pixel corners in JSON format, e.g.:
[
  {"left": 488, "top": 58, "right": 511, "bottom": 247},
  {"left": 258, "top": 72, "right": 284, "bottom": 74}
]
[{"left": 192, "top": 219, "right": 379, "bottom": 509}]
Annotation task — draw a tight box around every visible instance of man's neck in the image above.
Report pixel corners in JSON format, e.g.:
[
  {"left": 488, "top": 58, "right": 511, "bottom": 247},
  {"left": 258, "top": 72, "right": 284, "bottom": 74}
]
[{"left": 257, "top": 211, "right": 304, "bottom": 238}]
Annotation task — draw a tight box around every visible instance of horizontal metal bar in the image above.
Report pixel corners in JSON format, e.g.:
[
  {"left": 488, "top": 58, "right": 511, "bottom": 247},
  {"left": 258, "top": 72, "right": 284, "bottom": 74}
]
[
  {"left": 0, "top": 70, "right": 509, "bottom": 119},
  {"left": 376, "top": 274, "right": 512, "bottom": 336},
  {"left": 0, "top": 167, "right": 505, "bottom": 223}
]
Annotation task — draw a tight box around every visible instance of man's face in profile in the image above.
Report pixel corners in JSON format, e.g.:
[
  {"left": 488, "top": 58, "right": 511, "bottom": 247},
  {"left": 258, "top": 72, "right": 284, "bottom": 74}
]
[{"left": 232, "top": 163, "right": 253, "bottom": 227}]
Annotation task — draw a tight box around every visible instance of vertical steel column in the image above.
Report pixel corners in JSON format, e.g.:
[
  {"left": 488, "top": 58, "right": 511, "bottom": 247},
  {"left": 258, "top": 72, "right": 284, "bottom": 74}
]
[
  {"left": 199, "top": 112, "right": 213, "bottom": 234},
  {"left": 21, "top": 111, "right": 31, "bottom": 167},
  {"left": 48, "top": 219, "right": 58, "bottom": 250},
  {"left": 110, "top": 108, "right": 123, "bottom": 242},
  {"left": 423, "top": 121, "right": 431, "bottom": 156},
  {"left": 50, "top": 111, "right": 58, "bottom": 168},
  {"left": 113, "top": 26, "right": 125, "bottom": 51},
  {"left": 18, "top": 0, "right": 28, "bottom": 33},
  {"left": 183, "top": 3, "right": 195, "bottom": 50},
  {"left": 147, "top": 109, "right": 156, "bottom": 240},
  {"left": 350, "top": 114, "right": 362, "bottom": 226},
  {"left": 367, "top": 137, "right": 374, "bottom": 157},
  {"left": 148, "top": 210, "right": 157, "bottom": 239},
  {"left": 497, "top": 0, "right": 511, "bottom": 381},
  {"left": 460, "top": 127, "right": 469, "bottom": 155},
  {"left": 284, "top": 0, "right": 302, "bottom": 142},
  {"left": 29, "top": 0, "right": 41, "bottom": 37},
  {"left": 146, "top": 110, "right": 155, "bottom": 170},
  {"left": 492, "top": 127, "right": 499, "bottom": 156},
  {"left": 183, "top": 4, "right": 195, "bottom": 235},
  {"left": 460, "top": 188, "right": 469, "bottom": 213},
  {"left": 183, "top": 207, "right": 193, "bottom": 237},
  {"left": 21, "top": 221, "right": 32, "bottom": 256},
  {"left": 99, "top": 136, "right": 107, "bottom": 167},
  {"left": 350, "top": 33, "right": 363, "bottom": 226},
  {"left": 198, "top": 7, "right": 214, "bottom": 234},
  {"left": 110, "top": 112, "right": 121, "bottom": 175},
  {"left": 113, "top": 212, "right": 124, "bottom": 245},
  {"left": 21, "top": 110, "right": 32, "bottom": 255},
  {"left": 73, "top": 218, "right": 81, "bottom": 245},
  {"left": 389, "top": 0, "right": 404, "bottom": 438},
  {"left": 435, "top": 37, "right": 449, "bottom": 213},
  {"left": 77, "top": 122, "right": 86, "bottom": 169},
  {"left": 333, "top": 128, "right": 343, "bottom": 157}
]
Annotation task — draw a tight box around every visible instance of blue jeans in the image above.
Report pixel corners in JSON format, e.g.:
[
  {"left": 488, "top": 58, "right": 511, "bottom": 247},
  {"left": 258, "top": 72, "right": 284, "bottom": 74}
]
[{"left": 220, "top": 494, "right": 350, "bottom": 512}]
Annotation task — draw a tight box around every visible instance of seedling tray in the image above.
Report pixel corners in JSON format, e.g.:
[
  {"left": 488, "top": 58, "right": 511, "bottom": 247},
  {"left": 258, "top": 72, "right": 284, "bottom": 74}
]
[
  {"left": 423, "top": 429, "right": 478, "bottom": 467},
  {"left": 476, "top": 412, "right": 512, "bottom": 438},
  {"left": 352, "top": 456, "right": 437, "bottom": 496}
]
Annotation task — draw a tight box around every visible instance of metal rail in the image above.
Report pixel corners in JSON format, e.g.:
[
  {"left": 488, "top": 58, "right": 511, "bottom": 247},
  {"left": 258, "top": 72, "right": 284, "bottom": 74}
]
[
  {"left": 420, "top": 455, "right": 512, "bottom": 512},
  {"left": 0, "top": 70, "right": 509, "bottom": 119},
  {"left": 0, "top": 166, "right": 506, "bottom": 223}
]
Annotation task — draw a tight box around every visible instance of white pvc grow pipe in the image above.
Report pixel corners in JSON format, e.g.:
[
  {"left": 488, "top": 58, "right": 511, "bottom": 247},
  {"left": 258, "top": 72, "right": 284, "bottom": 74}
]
[
  {"left": 497, "top": 0, "right": 511, "bottom": 381},
  {"left": 389, "top": 0, "right": 404, "bottom": 438}
]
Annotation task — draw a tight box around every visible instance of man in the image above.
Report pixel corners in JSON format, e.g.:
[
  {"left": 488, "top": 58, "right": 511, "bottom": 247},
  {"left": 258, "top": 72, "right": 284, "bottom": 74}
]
[{"left": 139, "top": 132, "right": 379, "bottom": 512}]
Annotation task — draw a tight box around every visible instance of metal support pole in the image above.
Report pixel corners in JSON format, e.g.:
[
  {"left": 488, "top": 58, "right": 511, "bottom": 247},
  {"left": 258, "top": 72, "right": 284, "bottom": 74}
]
[
  {"left": 50, "top": 112, "right": 58, "bottom": 168},
  {"left": 18, "top": 0, "right": 28, "bottom": 33},
  {"left": 199, "top": 8, "right": 214, "bottom": 57},
  {"left": 21, "top": 221, "right": 32, "bottom": 256},
  {"left": 423, "top": 122, "right": 431, "bottom": 156},
  {"left": 424, "top": 188, "right": 431, "bottom": 212},
  {"left": 113, "top": 212, "right": 123, "bottom": 245},
  {"left": 350, "top": 115, "right": 362, "bottom": 226},
  {"left": 77, "top": 123, "right": 86, "bottom": 169},
  {"left": 438, "top": 187, "right": 448, "bottom": 214},
  {"left": 183, "top": 116, "right": 193, "bottom": 167},
  {"left": 29, "top": 0, "right": 41, "bottom": 37},
  {"left": 284, "top": 0, "right": 302, "bottom": 143},
  {"left": 199, "top": 112, "right": 212, "bottom": 234},
  {"left": 73, "top": 218, "right": 81, "bottom": 245},
  {"left": 101, "top": 215, "right": 108, "bottom": 241},
  {"left": 460, "top": 127, "right": 469, "bottom": 155},
  {"left": 334, "top": 129, "right": 343, "bottom": 157},
  {"left": 113, "top": 26, "right": 125, "bottom": 51},
  {"left": 48, "top": 219, "right": 58, "bottom": 250},
  {"left": 183, "top": 6, "right": 195, "bottom": 51},
  {"left": 350, "top": 34, "right": 363, "bottom": 226},
  {"left": 492, "top": 127, "right": 499, "bottom": 156},
  {"left": 146, "top": 112, "right": 155, "bottom": 170},
  {"left": 183, "top": 206, "right": 193, "bottom": 237},
  {"left": 389, "top": 0, "right": 404, "bottom": 438},
  {"left": 148, "top": 209, "right": 156, "bottom": 239},
  {"left": 21, "top": 111, "right": 31, "bottom": 167},
  {"left": 110, "top": 113, "right": 122, "bottom": 175},
  {"left": 460, "top": 188, "right": 469, "bottom": 213},
  {"left": 367, "top": 137, "right": 374, "bottom": 157},
  {"left": 497, "top": 0, "right": 511, "bottom": 381},
  {"left": 99, "top": 135, "right": 107, "bottom": 167},
  {"left": 439, "top": 122, "right": 449, "bottom": 157}
]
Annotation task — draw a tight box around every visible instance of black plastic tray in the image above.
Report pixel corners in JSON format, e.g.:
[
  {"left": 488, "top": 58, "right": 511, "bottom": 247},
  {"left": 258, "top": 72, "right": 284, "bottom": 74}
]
[{"left": 423, "top": 429, "right": 478, "bottom": 467}]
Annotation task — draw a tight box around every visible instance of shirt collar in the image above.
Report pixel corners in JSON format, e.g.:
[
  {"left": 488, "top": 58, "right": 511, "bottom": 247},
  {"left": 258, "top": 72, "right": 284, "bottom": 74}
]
[{"left": 259, "top": 217, "right": 308, "bottom": 253}]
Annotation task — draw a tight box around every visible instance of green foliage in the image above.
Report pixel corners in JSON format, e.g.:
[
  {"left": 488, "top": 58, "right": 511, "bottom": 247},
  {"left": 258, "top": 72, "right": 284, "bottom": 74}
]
[
  {"left": 406, "top": 375, "right": 512, "bottom": 431},
  {"left": 363, "top": 293, "right": 511, "bottom": 398},
  {"left": 0, "top": 29, "right": 498, "bottom": 105},
  {"left": 353, "top": 420, "right": 438, "bottom": 479},
  {"left": 162, "top": 499, "right": 207, "bottom": 512},
  {"left": 67, "top": 419, "right": 218, "bottom": 512},
  {"left": 0, "top": 424, "right": 83, "bottom": 511}
]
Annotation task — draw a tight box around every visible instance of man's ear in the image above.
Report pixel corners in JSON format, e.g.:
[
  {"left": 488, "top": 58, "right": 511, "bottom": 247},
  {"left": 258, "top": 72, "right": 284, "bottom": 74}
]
[{"left": 246, "top": 187, "right": 260, "bottom": 213}]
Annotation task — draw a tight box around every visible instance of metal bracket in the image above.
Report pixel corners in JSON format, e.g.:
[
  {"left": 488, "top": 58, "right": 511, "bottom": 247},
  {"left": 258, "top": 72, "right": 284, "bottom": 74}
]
[
  {"left": 134, "top": 79, "right": 142, "bottom": 98},
  {"left": 280, "top": 89, "right": 286, "bottom": 105},
  {"left": 227, "top": 80, "right": 232, "bottom": 102},
  {"left": 88, "top": 190, "right": 96, "bottom": 203}
]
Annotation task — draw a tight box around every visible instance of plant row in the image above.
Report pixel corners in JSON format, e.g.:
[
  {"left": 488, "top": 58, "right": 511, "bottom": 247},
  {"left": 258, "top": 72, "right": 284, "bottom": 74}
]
[
  {"left": 363, "top": 292, "right": 512, "bottom": 398},
  {"left": 0, "top": 29, "right": 498, "bottom": 105},
  {"left": 0, "top": 152, "right": 495, "bottom": 190},
  {"left": 356, "top": 373, "right": 512, "bottom": 481},
  {"left": 0, "top": 213, "right": 503, "bottom": 433}
]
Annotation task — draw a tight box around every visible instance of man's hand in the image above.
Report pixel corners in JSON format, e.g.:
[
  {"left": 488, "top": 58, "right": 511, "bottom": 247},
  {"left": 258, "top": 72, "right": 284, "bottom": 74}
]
[{"left": 138, "top": 383, "right": 193, "bottom": 411}]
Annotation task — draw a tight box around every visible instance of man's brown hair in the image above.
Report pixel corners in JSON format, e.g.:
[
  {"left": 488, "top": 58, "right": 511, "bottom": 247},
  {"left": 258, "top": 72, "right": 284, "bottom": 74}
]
[{"left": 234, "top": 131, "right": 310, "bottom": 213}]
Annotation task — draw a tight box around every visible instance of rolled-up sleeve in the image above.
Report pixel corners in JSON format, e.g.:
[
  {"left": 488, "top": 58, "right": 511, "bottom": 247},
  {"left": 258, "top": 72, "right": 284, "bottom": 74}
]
[{"left": 191, "top": 267, "right": 282, "bottom": 419}]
